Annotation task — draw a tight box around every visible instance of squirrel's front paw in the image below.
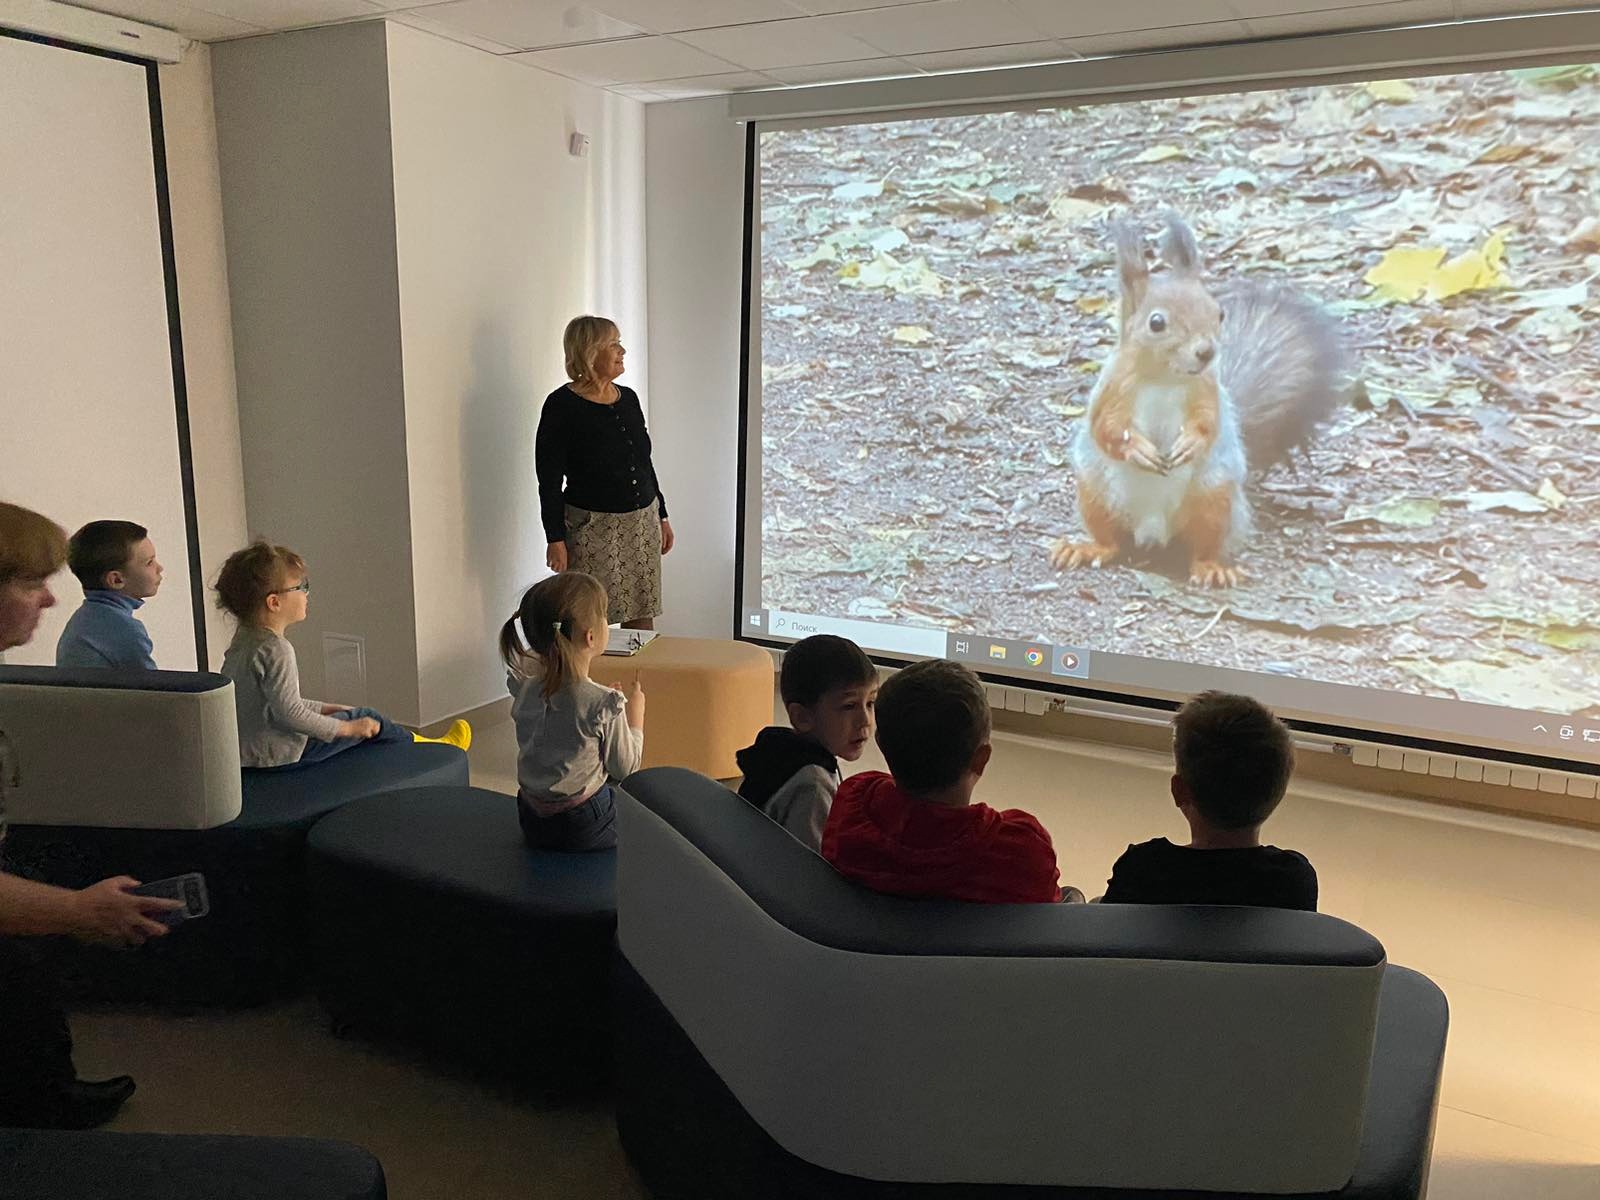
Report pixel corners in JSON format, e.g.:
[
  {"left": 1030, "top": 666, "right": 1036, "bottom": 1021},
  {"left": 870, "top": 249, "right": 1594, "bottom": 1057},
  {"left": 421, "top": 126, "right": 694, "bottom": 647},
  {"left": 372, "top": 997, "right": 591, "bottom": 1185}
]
[
  {"left": 1051, "top": 539, "right": 1119, "bottom": 571},
  {"left": 1189, "top": 560, "right": 1241, "bottom": 589}
]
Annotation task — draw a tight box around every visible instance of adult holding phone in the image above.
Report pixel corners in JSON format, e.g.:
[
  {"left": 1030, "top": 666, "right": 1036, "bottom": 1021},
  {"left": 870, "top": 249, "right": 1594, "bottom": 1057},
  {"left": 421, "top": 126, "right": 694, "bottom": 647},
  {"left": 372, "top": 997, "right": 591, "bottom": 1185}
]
[
  {"left": 536, "top": 315, "right": 673, "bottom": 630},
  {"left": 0, "top": 502, "right": 181, "bottom": 1129}
]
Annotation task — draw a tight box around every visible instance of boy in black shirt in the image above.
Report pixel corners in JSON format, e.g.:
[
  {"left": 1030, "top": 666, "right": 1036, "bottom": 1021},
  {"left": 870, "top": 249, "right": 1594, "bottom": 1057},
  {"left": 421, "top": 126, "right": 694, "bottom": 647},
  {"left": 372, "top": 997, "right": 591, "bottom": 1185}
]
[
  {"left": 1104, "top": 691, "right": 1317, "bottom": 911},
  {"left": 735, "top": 635, "right": 877, "bottom": 852}
]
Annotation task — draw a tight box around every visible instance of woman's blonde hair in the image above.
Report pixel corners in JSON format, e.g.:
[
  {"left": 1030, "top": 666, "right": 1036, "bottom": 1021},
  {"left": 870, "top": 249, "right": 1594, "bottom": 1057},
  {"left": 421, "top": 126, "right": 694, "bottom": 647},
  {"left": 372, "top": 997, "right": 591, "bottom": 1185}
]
[
  {"left": 214, "top": 540, "right": 305, "bottom": 620},
  {"left": 0, "top": 502, "right": 68, "bottom": 586},
  {"left": 500, "top": 571, "right": 610, "bottom": 700},
  {"left": 563, "top": 315, "right": 618, "bottom": 383}
]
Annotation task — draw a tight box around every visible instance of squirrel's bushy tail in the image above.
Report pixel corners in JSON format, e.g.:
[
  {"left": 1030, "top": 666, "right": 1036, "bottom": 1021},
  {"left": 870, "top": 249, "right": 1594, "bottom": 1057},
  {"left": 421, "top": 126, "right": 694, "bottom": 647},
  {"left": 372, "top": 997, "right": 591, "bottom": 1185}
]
[{"left": 1218, "top": 283, "right": 1351, "bottom": 473}]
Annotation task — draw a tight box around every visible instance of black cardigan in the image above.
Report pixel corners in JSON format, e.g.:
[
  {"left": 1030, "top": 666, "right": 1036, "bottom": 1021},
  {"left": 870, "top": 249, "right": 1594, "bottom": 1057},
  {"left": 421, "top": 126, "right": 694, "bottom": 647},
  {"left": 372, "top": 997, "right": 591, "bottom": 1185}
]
[{"left": 535, "top": 384, "right": 667, "bottom": 544}]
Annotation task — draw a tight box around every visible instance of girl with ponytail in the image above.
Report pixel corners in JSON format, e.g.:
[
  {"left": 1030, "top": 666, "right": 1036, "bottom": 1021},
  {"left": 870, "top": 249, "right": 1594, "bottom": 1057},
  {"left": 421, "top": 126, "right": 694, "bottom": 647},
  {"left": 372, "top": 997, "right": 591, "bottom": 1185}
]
[{"left": 501, "top": 571, "right": 645, "bottom": 851}]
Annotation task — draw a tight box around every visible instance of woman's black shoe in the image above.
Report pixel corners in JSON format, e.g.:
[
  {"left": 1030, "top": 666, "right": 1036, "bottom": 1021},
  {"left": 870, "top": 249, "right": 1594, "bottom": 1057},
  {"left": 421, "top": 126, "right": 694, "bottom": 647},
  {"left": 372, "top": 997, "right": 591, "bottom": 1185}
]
[{"left": 50, "top": 1075, "right": 136, "bottom": 1129}]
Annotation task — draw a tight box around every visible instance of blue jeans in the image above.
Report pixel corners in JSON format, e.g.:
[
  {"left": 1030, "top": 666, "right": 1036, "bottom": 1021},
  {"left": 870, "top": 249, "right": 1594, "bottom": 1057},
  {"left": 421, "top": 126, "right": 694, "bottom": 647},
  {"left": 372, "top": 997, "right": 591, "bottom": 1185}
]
[
  {"left": 518, "top": 785, "right": 618, "bottom": 852},
  {"left": 292, "top": 707, "right": 409, "bottom": 766}
]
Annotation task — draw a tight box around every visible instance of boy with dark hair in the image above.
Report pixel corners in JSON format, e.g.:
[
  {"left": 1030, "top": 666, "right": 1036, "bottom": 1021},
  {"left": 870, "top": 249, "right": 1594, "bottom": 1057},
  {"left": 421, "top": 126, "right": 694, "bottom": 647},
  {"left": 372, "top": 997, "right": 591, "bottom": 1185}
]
[
  {"left": 821, "top": 659, "right": 1065, "bottom": 904},
  {"left": 736, "top": 634, "right": 877, "bottom": 851},
  {"left": 54, "top": 521, "right": 162, "bottom": 670},
  {"left": 1103, "top": 690, "right": 1318, "bottom": 911}
]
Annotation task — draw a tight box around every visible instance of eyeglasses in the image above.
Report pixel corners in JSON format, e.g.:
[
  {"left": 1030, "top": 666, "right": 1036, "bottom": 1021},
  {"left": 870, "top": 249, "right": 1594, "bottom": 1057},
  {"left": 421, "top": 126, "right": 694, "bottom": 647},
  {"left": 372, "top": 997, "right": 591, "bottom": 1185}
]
[{"left": 275, "top": 579, "right": 310, "bottom": 596}]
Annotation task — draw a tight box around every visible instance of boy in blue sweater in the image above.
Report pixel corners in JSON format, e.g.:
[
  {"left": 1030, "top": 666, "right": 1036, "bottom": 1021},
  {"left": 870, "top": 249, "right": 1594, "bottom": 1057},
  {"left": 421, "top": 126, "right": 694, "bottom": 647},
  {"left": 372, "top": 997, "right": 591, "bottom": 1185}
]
[{"left": 54, "top": 521, "right": 162, "bottom": 670}]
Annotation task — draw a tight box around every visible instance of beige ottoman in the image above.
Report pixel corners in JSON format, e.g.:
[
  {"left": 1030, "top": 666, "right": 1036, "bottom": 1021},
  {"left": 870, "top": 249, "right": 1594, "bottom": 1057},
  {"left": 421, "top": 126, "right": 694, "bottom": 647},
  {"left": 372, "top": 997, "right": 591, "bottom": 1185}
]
[{"left": 589, "top": 636, "right": 774, "bottom": 779}]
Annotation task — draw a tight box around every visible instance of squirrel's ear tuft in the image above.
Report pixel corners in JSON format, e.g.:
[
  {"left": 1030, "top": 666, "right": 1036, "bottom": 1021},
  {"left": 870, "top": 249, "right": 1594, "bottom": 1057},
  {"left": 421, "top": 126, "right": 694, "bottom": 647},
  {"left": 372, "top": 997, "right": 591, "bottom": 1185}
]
[
  {"left": 1112, "top": 219, "right": 1148, "bottom": 298},
  {"left": 1159, "top": 213, "right": 1203, "bottom": 277}
]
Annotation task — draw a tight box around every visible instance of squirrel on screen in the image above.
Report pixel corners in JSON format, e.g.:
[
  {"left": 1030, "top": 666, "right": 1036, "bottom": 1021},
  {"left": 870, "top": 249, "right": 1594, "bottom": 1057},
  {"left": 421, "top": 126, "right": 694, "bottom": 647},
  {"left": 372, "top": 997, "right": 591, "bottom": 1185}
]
[{"left": 1051, "top": 213, "right": 1348, "bottom": 587}]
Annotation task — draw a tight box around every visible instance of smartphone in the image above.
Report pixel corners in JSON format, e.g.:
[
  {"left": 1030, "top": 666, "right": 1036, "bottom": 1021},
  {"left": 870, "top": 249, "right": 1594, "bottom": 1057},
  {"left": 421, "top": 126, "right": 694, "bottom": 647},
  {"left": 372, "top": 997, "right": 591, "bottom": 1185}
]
[{"left": 131, "top": 872, "right": 210, "bottom": 927}]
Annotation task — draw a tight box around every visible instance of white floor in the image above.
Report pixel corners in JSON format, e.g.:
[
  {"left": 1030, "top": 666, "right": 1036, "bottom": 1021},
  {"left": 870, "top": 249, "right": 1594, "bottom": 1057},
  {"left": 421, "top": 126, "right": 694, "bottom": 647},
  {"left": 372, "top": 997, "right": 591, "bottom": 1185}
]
[{"left": 76, "top": 710, "right": 1600, "bottom": 1199}]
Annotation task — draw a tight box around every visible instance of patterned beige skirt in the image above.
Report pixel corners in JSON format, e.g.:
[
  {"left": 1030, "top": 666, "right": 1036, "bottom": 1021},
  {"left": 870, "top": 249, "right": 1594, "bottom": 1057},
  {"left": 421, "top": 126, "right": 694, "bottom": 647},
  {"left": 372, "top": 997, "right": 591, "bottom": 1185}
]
[{"left": 564, "top": 502, "right": 663, "bottom": 624}]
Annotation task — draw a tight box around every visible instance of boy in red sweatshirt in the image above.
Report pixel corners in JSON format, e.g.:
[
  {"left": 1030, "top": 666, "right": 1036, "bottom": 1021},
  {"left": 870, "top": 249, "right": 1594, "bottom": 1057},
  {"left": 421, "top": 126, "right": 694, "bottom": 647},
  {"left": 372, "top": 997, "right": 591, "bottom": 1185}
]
[{"left": 822, "top": 659, "right": 1066, "bottom": 904}]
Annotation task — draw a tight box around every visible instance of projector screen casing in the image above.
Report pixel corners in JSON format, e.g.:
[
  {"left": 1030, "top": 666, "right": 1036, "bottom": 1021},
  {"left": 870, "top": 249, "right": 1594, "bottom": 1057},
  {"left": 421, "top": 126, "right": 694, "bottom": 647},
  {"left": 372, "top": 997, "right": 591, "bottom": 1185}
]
[{"left": 735, "top": 12, "right": 1600, "bottom": 780}]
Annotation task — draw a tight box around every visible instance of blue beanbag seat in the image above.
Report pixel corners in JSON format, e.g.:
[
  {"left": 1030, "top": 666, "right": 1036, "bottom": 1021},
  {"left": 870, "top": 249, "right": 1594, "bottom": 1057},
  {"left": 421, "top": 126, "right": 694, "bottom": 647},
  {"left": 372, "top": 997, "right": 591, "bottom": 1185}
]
[
  {"left": 306, "top": 786, "right": 617, "bottom": 1087},
  {"left": 6, "top": 743, "right": 469, "bottom": 1006}
]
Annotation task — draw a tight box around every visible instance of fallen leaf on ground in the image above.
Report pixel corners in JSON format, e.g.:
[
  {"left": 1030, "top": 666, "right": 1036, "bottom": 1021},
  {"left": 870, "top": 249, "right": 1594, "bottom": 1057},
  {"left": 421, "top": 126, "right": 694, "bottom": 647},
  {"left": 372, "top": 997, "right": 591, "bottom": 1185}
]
[
  {"left": 1537, "top": 478, "right": 1568, "bottom": 510},
  {"left": 1364, "top": 232, "right": 1508, "bottom": 303},
  {"left": 1366, "top": 79, "right": 1416, "bottom": 103},
  {"left": 1132, "top": 143, "right": 1189, "bottom": 164},
  {"left": 1336, "top": 497, "right": 1441, "bottom": 527},
  {"left": 1446, "top": 490, "right": 1550, "bottom": 514},
  {"left": 786, "top": 244, "right": 838, "bottom": 271},
  {"left": 892, "top": 325, "right": 935, "bottom": 344}
]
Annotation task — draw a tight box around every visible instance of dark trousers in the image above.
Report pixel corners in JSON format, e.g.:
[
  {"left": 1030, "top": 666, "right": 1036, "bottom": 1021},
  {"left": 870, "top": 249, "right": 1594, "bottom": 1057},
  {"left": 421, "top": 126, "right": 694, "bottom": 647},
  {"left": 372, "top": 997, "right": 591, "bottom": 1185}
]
[
  {"left": 519, "top": 785, "right": 618, "bottom": 852},
  {"left": 291, "top": 707, "right": 409, "bottom": 766},
  {"left": 0, "top": 935, "right": 76, "bottom": 1126}
]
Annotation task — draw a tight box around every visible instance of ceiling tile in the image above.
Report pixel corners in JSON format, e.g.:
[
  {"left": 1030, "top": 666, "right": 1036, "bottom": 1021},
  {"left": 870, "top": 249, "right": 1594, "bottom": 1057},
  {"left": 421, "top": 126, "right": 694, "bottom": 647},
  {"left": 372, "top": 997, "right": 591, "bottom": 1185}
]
[
  {"left": 675, "top": 14, "right": 881, "bottom": 69},
  {"left": 511, "top": 34, "right": 740, "bottom": 83},
  {"left": 418, "top": 0, "right": 640, "bottom": 50},
  {"left": 1067, "top": 19, "right": 1253, "bottom": 56},
  {"left": 386, "top": 10, "right": 517, "bottom": 52},
  {"left": 903, "top": 38, "right": 1077, "bottom": 71},
  {"left": 587, "top": 0, "right": 805, "bottom": 33},
  {"left": 65, "top": 0, "right": 261, "bottom": 39},
  {"left": 1011, "top": 0, "right": 1236, "bottom": 39},
  {"left": 1242, "top": 1, "right": 1450, "bottom": 37},
  {"left": 763, "top": 55, "right": 924, "bottom": 83},
  {"left": 832, "top": 0, "right": 1052, "bottom": 56},
  {"left": 184, "top": 0, "right": 375, "bottom": 25},
  {"left": 650, "top": 70, "right": 783, "bottom": 97}
]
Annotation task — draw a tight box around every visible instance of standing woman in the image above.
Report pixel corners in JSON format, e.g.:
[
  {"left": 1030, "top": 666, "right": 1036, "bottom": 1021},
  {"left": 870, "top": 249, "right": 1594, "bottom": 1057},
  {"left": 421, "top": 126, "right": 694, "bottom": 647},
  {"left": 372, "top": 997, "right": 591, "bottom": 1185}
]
[{"left": 537, "top": 315, "right": 673, "bottom": 630}]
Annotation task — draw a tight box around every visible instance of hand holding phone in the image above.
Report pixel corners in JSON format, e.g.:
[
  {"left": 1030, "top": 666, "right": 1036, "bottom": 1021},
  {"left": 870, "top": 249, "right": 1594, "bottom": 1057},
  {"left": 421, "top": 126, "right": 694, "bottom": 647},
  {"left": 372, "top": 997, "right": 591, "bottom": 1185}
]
[{"left": 130, "top": 872, "right": 210, "bottom": 929}]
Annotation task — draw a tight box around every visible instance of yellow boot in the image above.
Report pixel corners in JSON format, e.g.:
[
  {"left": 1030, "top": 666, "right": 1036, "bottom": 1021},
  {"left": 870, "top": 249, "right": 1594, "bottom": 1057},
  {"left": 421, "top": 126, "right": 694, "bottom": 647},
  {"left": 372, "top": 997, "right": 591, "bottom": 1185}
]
[{"left": 413, "top": 719, "right": 472, "bottom": 752}]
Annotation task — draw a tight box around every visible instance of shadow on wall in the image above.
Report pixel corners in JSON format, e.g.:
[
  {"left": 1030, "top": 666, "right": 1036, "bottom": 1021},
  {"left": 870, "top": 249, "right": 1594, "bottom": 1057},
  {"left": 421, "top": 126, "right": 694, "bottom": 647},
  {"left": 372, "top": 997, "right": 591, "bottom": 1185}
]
[{"left": 460, "top": 317, "right": 539, "bottom": 676}]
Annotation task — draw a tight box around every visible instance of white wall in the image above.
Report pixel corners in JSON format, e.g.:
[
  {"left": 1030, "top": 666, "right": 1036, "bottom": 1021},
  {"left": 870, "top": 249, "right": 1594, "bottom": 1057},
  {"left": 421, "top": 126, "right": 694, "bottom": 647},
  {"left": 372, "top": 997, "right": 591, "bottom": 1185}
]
[
  {"left": 212, "top": 19, "right": 647, "bottom": 723},
  {"left": 159, "top": 42, "right": 249, "bottom": 668},
  {"left": 386, "top": 22, "right": 648, "bottom": 723},
  {"left": 211, "top": 22, "right": 421, "bottom": 716},
  {"left": 644, "top": 97, "right": 747, "bottom": 642}
]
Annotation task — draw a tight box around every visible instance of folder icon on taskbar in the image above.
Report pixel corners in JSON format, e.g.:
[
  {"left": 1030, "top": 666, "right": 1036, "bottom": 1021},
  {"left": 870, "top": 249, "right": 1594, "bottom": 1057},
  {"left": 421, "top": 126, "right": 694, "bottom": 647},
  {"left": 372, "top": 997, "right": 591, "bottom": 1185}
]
[{"left": 989, "top": 644, "right": 1007, "bottom": 660}]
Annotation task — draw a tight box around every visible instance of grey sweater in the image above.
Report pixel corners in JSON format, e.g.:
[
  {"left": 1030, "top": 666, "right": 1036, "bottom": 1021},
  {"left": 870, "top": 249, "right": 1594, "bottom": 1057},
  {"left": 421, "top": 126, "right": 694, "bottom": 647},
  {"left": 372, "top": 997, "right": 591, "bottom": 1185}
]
[{"left": 221, "top": 625, "right": 342, "bottom": 768}]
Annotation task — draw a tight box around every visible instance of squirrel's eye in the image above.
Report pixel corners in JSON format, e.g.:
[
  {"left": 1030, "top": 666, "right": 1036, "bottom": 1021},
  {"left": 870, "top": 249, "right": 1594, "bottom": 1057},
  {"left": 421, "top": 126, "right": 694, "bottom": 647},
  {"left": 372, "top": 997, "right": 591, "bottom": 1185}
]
[
  {"left": 1148, "top": 311, "right": 1167, "bottom": 333},
  {"left": 1217, "top": 308, "right": 1226, "bottom": 324}
]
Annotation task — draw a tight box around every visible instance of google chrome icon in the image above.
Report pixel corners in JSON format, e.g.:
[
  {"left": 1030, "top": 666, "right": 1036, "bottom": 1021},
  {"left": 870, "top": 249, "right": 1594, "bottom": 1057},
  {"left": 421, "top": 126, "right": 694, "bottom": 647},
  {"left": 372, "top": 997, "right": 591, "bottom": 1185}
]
[{"left": 1024, "top": 648, "right": 1045, "bottom": 667}]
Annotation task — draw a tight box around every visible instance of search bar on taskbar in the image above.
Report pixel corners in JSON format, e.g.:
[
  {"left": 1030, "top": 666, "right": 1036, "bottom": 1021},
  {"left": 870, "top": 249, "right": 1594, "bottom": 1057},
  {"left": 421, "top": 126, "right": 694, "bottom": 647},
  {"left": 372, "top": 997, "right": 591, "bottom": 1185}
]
[{"left": 765, "top": 611, "right": 946, "bottom": 658}]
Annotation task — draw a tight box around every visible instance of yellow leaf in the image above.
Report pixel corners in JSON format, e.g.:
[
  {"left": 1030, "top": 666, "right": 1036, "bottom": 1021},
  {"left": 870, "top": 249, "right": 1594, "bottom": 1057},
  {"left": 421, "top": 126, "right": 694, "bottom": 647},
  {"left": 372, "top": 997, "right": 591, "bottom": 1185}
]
[
  {"left": 1537, "top": 478, "right": 1568, "bottom": 510},
  {"left": 1132, "top": 143, "right": 1188, "bottom": 164},
  {"left": 1365, "top": 233, "right": 1509, "bottom": 303},
  {"left": 1427, "top": 232, "right": 1508, "bottom": 300},
  {"left": 836, "top": 261, "right": 860, "bottom": 280},
  {"left": 892, "top": 325, "right": 934, "bottom": 344},
  {"left": 1365, "top": 246, "right": 1446, "bottom": 303},
  {"left": 1365, "top": 79, "right": 1416, "bottom": 103},
  {"left": 1075, "top": 296, "right": 1111, "bottom": 314}
]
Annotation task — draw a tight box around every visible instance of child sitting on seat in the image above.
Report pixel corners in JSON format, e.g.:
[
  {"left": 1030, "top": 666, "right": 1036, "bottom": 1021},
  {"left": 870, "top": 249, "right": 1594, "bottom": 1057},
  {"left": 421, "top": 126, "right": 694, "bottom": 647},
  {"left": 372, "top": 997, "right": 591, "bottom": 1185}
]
[
  {"left": 215, "top": 541, "right": 469, "bottom": 769},
  {"left": 1102, "top": 691, "right": 1317, "bottom": 911},
  {"left": 822, "top": 659, "right": 1067, "bottom": 903},
  {"left": 55, "top": 521, "right": 163, "bottom": 670},
  {"left": 501, "top": 571, "right": 644, "bottom": 852},
  {"left": 735, "top": 634, "right": 877, "bottom": 851}
]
